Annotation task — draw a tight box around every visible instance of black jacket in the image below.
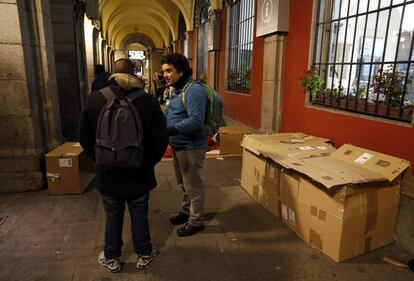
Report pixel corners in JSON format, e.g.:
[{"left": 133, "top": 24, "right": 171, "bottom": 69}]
[{"left": 79, "top": 74, "right": 168, "bottom": 197}]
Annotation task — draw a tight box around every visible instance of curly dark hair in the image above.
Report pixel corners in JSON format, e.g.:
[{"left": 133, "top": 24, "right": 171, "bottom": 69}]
[{"left": 160, "top": 53, "right": 193, "bottom": 78}]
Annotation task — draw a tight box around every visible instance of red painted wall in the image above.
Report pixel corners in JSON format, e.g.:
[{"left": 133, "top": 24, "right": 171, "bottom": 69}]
[
  {"left": 282, "top": 0, "right": 414, "bottom": 165},
  {"left": 217, "top": 5, "right": 264, "bottom": 129}
]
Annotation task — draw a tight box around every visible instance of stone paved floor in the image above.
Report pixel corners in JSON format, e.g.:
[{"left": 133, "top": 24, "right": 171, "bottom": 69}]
[{"left": 0, "top": 156, "right": 413, "bottom": 281}]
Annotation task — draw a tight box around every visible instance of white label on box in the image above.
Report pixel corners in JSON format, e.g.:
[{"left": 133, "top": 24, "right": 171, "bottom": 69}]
[
  {"left": 298, "top": 146, "right": 314, "bottom": 151},
  {"left": 59, "top": 158, "right": 72, "bottom": 167},
  {"left": 316, "top": 145, "right": 328, "bottom": 150},
  {"left": 281, "top": 204, "right": 288, "bottom": 220},
  {"left": 73, "top": 143, "right": 81, "bottom": 147},
  {"left": 268, "top": 167, "right": 275, "bottom": 178},
  {"left": 354, "top": 153, "right": 374, "bottom": 165},
  {"left": 288, "top": 209, "right": 296, "bottom": 226}
]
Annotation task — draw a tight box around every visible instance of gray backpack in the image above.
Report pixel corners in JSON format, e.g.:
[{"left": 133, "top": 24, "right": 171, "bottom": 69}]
[{"left": 95, "top": 87, "right": 145, "bottom": 168}]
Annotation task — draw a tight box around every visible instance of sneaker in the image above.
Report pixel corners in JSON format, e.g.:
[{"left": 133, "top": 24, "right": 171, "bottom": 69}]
[
  {"left": 169, "top": 212, "right": 189, "bottom": 225},
  {"left": 136, "top": 247, "right": 159, "bottom": 270},
  {"left": 177, "top": 223, "right": 205, "bottom": 237},
  {"left": 98, "top": 251, "right": 122, "bottom": 273}
]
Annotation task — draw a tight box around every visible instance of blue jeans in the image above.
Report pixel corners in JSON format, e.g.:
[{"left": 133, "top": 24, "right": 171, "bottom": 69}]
[{"left": 101, "top": 193, "right": 151, "bottom": 258}]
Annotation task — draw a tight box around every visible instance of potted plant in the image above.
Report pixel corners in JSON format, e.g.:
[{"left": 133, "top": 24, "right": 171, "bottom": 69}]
[
  {"left": 300, "top": 69, "right": 324, "bottom": 100},
  {"left": 371, "top": 65, "right": 405, "bottom": 108}
]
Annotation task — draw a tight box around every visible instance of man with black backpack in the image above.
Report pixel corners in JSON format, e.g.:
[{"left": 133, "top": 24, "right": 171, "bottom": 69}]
[
  {"left": 79, "top": 58, "right": 168, "bottom": 272},
  {"left": 161, "top": 53, "right": 208, "bottom": 237}
]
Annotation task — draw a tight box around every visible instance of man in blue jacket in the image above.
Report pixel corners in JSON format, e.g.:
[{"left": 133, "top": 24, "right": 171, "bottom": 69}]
[{"left": 162, "top": 53, "right": 208, "bottom": 236}]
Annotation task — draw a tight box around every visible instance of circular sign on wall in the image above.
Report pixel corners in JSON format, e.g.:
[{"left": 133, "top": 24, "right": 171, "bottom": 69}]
[{"left": 261, "top": 0, "right": 273, "bottom": 23}]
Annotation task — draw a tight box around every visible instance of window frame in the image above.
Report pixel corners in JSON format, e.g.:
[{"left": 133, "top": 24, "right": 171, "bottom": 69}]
[
  {"left": 195, "top": 0, "right": 210, "bottom": 81},
  {"left": 309, "top": 0, "right": 414, "bottom": 124},
  {"left": 225, "top": 0, "right": 255, "bottom": 94}
]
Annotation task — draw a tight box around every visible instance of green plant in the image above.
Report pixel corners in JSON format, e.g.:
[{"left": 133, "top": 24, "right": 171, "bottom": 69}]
[
  {"left": 300, "top": 69, "right": 324, "bottom": 99},
  {"left": 371, "top": 65, "right": 406, "bottom": 107},
  {"left": 198, "top": 72, "right": 207, "bottom": 84},
  {"left": 353, "top": 86, "right": 367, "bottom": 100}
]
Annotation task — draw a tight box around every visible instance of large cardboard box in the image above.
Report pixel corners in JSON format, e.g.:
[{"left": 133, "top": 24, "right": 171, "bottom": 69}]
[
  {"left": 241, "top": 149, "right": 266, "bottom": 197},
  {"left": 240, "top": 133, "right": 334, "bottom": 219},
  {"left": 279, "top": 172, "right": 300, "bottom": 232},
  {"left": 45, "top": 142, "right": 95, "bottom": 195},
  {"left": 220, "top": 126, "right": 253, "bottom": 155},
  {"left": 276, "top": 144, "right": 411, "bottom": 261},
  {"left": 241, "top": 149, "right": 281, "bottom": 218},
  {"left": 254, "top": 163, "right": 281, "bottom": 218}
]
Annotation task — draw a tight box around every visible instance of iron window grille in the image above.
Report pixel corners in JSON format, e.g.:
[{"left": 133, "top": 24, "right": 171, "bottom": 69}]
[
  {"left": 312, "top": 0, "right": 414, "bottom": 123},
  {"left": 227, "top": 0, "right": 255, "bottom": 94},
  {"left": 195, "top": 0, "right": 210, "bottom": 81}
]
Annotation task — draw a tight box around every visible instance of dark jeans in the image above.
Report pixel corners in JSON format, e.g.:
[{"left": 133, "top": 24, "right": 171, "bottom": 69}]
[{"left": 101, "top": 193, "right": 152, "bottom": 258}]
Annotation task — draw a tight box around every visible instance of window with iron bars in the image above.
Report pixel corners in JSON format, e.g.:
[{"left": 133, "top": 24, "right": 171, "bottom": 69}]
[
  {"left": 227, "top": 0, "right": 255, "bottom": 94},
  {"left": 195, "top": 0, "right": 210, "bottom": 82},
  {"left": 311, "top": 0, "right": 414, "bottom": 123}
]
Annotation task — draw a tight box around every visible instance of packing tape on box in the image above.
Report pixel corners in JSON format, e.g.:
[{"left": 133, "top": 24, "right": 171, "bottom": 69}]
[
  {"left": 365, "top": 191, "right": 378, "bottom": 234},
  {"left": 309, "top": 229, "right": 322, "bottom": 250},
  {"left": 47, "top": 172, "right": 60, "bottom": 182}
]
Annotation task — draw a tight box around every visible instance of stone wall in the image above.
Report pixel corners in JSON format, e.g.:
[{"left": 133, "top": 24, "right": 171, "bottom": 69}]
[{"left": 0, "top": 0, "right": 62, "bottom": 193}]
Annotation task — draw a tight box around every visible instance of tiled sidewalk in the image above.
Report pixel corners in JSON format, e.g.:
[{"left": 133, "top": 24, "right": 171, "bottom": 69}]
[{"left": 0, "top": 157, "right": 412, "bottom": 281}]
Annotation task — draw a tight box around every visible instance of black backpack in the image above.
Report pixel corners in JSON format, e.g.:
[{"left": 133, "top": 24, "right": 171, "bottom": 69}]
[{"left": 95, "top": 87, "right": 145, "bottom": 168}]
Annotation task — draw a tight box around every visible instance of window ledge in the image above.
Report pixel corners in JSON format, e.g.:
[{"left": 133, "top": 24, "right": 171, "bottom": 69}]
[
  {"left": 224, "top": 90, "right": 251, "bottom": 96},
  {"left": 305, "top": 102, "right": 414, "bottom": 128}
]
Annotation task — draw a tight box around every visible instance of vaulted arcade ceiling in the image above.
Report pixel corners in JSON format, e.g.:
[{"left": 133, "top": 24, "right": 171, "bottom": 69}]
[{"left": 86, "top": 0, "right": 222, "bottom": 51}]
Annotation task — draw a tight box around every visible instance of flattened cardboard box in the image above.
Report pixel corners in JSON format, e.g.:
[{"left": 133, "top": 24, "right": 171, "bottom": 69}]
[
  {"left": 241, "top": 133, "right": 334, "bottom": 160},
  {"left": 240, "top": 133, "right": 334, "bottom": 219},
  {"left": 277, "top": 144, "right": 410, "bottom": 262},
  {"left": 45, "top": 142, "right": 95, "bottom": 195},
  {"left": 220, "top": 126, "right": 253, "bottom": 155}
]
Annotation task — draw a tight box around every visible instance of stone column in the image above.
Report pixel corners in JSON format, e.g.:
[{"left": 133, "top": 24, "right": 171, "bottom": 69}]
[
  {"left": 151, "top": 49, "right": 164, "bottom": 73},
  {"left": 50, "top": 0, "right": 87, "bottom": 140},
  {"left": 260, "top": 34, "right": 287, "bottom": 133},
  {"left": 0, "top": 0, "right": 62, "bottom": 193},
  {"left": 149, "top": 49, "right": 164, "bottom": 95},
  {"left": 84, "top": 16, "right": 95, "bottom": 93}
]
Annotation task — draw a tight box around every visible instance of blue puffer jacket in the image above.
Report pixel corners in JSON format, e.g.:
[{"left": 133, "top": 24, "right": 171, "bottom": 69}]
[{"left": 164, "top": 77, "right": 208, "bottom": 149}]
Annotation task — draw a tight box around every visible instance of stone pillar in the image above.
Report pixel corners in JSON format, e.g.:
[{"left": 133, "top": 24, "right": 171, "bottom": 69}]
[
  {"left": 50, "top": 0, "right": 87, "bottom": 140},
  {"left": 151, "top": 49, "right": 164, "bottom": 74},
  {"left": 184, "top": 31, "right": 193, "bottom": 59},
  {"left": 0, "top": 0, "right": 62, "bottom": 193},
  {"left": 260, "top": 34, "right": 287, "bottom": 133},
  {"left": 84, "top": 16, "right": 95, "bottom": 93},
  {"left": 148, "top": 49, "right": 164, "bottom": 95}
]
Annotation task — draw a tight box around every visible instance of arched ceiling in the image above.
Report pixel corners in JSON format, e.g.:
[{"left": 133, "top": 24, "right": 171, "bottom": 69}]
[{"left": 92, "top": 0, "right": 222, "bottom": 51}]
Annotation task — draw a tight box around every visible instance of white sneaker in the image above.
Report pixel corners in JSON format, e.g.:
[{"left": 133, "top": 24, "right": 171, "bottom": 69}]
[
  {"left": 98, "top": 251, "right": 122, "bottom": 273},
  {"left": 136, "top": 247, "right": 159, "bottom": 270}
]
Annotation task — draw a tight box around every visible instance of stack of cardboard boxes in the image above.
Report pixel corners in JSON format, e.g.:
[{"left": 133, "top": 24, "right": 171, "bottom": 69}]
[{"left": 240, "top": 133, "right": 412, "bottom": 262}]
